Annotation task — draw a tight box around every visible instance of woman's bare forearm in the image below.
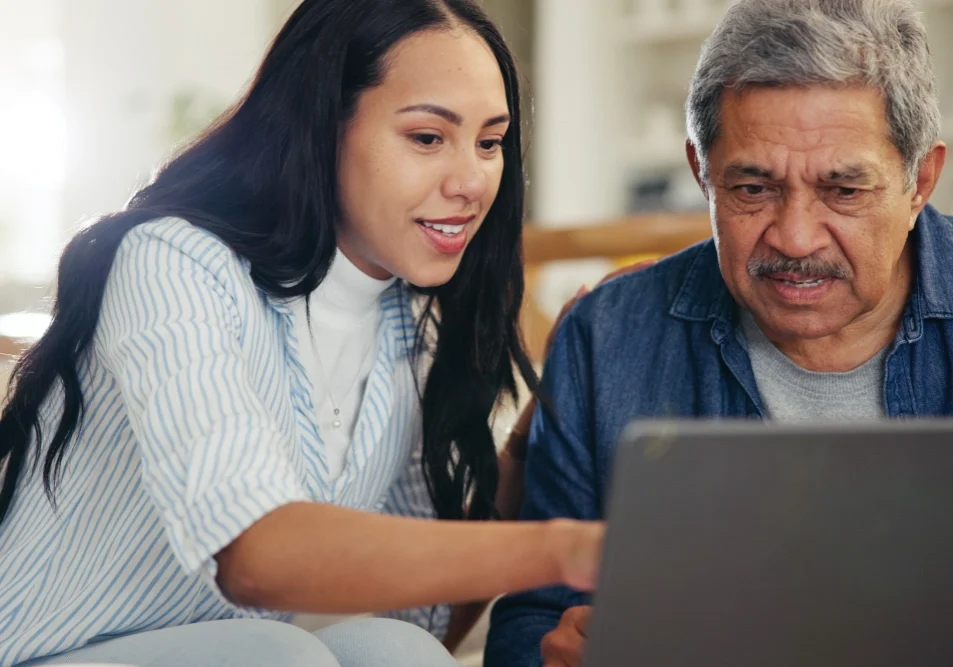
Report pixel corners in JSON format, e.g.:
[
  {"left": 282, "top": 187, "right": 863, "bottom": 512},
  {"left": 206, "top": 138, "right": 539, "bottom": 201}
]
[{"left": 216, "top": 501, "right": 591, "bottom": 614}]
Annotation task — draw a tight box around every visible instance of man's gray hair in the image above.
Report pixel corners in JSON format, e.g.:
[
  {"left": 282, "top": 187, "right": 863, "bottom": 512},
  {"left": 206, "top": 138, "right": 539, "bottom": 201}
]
[{"left": 686, "top": 0, "right": 940, "bottom": 188}]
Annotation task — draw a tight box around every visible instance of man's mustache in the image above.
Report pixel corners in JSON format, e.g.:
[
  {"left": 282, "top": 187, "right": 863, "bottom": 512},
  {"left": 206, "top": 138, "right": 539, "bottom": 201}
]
[{"left": 747, "top": 255, "right": 850, "bottom": 280}]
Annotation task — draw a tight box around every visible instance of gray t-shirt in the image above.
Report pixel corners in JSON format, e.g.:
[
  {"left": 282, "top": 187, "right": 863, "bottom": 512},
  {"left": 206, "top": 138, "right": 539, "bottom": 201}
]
[{"left": 739, "top": 310, "right": 888, "bottom": 421}]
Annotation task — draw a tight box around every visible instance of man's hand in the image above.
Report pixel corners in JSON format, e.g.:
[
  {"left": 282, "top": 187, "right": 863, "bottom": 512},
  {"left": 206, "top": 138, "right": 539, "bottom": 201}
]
[{"left": 541, "top": 605, "right": 592, "bottom": 667}]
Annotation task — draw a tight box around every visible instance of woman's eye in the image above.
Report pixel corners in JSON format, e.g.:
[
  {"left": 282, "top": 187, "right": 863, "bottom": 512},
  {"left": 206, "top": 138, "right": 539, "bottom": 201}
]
[
  {"left": 835, "top": 187, "right": 859, "bottom": 198},
  {"left": 411, "top": 134, "right": 442, "bottom": 147},
  {"left": 479, "top": 139, "right": 503, "bottom": 152}
]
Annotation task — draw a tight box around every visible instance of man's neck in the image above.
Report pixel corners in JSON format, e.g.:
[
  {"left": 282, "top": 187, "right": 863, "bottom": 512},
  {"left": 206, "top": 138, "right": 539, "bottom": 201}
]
[{"left": 757, "top": 247, "right": 913, "bottom": 373}]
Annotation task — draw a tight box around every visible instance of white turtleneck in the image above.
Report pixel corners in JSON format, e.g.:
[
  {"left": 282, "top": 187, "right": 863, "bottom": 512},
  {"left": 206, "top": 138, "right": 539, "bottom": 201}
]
[{"left": 290, "top": 250, "right": 396, "bottom": 482}]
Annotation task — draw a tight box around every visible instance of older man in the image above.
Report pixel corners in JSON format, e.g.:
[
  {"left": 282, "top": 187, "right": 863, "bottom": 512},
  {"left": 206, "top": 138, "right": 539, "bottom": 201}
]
[{"left": 484, "top": 0, "right": 949, "bottom": 665}]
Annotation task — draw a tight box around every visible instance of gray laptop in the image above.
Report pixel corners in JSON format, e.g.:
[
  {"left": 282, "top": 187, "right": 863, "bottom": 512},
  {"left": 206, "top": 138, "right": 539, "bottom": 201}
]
[{"left": 585, "top": 420, "right": 953, "bottom": 667}]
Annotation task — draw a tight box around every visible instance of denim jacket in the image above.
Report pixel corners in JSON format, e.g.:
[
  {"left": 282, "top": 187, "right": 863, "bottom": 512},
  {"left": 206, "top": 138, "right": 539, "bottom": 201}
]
[{"left": 484, "top": 205, "right": 953, "bottom": 667}]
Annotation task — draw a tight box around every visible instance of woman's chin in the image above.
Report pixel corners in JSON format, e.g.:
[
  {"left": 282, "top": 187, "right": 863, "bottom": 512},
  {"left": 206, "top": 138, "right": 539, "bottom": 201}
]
[{"left": 401, "top": 258, "right": 462, "bottom": 289}]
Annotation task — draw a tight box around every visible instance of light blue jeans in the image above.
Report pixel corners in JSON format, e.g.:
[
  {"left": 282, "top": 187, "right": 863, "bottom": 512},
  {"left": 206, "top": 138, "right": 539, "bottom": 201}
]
[{"left": 23, "top": 618, "right": 461, "bottom": 667}]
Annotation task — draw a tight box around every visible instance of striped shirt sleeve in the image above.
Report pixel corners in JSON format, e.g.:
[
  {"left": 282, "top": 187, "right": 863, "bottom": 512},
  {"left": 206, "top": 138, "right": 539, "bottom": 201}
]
[
  {"left": 378, "top": 446, "right": 452, "bottom": 639},
  {"left": 95, "top": 219, "right": 310, "bottom": 579}
]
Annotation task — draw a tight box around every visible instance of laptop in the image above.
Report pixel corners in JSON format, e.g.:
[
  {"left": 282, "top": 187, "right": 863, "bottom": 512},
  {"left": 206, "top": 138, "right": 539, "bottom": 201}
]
[{"left": 584, "top": 420, "right": 953, "bottom": 666}]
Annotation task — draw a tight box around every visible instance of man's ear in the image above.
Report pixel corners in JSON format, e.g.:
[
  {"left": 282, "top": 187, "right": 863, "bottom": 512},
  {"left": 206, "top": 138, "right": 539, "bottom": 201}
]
[
  {"left": 909, "top": 141, "right": 947, "bottom": 228},
  {"left": 687, "top": 140, "right": 710, "bottom": 201}
]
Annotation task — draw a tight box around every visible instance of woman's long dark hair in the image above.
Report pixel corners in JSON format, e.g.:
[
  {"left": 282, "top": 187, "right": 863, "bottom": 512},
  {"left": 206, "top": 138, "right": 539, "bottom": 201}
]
[{"left": 0, "top": 0, "right": 536, "bottom": 526}]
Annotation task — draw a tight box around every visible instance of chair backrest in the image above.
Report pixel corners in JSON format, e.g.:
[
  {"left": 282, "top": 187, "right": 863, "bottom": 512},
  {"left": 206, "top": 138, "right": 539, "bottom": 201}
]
[
  {"left": 520, "top": 212, "right": 711, "bottom": 363},
  {"left": 522, "top": 211, "right": 710, "bottom": 265},
  {"left": 0, "top": 335, "right": 22, "bottom": 407}
]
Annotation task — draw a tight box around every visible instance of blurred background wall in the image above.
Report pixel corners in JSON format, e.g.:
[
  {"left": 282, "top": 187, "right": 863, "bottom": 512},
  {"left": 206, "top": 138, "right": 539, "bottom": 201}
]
[{"left": 1, "top": 0, "right": 952, "bottom": 336}]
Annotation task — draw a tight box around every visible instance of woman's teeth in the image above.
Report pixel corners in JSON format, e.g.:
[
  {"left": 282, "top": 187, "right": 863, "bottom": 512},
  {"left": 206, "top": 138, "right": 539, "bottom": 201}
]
[{"left": 420, "top": 221, "right": 463, "bottom": 236}]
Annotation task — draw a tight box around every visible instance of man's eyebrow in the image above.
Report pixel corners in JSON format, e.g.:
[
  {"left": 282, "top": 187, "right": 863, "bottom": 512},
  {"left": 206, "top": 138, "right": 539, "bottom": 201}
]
[
  {"left": 822, "top": 166, "right": 876, "bottom": 184},
  {"left": 396, "top": 104, "right": 510, "bottom": 129},
  {"left": 724, "top": 164, "right": 775, "bottom": 180},
  {"left": 722, "top": 164, "right": 880, "bottom": 185}
]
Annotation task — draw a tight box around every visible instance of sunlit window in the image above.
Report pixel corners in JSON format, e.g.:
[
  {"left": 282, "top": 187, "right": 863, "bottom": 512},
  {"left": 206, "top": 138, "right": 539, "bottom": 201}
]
[{"left": 0, "top": 1, "right": 65, "bottom": 284}]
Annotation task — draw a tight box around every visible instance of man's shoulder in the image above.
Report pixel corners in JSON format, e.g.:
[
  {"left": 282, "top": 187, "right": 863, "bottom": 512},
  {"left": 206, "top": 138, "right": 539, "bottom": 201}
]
[
  {"left": 915, "top": 205, "right": 953, "bottom": 318},
  {"left": 920, "top": 204, "right": 953, "bottom": 239}
]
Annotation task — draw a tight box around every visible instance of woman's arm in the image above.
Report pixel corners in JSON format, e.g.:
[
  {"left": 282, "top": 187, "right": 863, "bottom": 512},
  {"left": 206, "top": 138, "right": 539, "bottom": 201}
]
[
  {"left": 445, "top": 262, "right": 660, "bottom": 650},
  {"left": 439, "top": 399, "right": 537, "bottom": 652},
  {"left": 215, "top": 502, "right": 601, "bottom": 613}
]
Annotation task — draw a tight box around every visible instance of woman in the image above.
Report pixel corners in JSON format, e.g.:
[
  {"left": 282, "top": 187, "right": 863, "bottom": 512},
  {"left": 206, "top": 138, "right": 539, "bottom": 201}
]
[{"left": 0, "top": 1, "right": 602, "bottom": 666}]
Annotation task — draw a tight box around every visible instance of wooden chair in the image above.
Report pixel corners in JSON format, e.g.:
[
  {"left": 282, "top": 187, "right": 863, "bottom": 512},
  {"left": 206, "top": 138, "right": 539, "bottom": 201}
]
[
  {"left": 0, "top": 336, "right": 25, "bottom": 396},
  {"left": 520, "top": 211, "right": 711, "bottom": 363},
  {"left": 0, "top": 335, "right": 24, "bottom": 360}
]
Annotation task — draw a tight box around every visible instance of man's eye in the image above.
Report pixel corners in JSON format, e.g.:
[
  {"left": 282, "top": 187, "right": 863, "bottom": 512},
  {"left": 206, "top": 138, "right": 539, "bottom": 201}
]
[{"left": 736, "top": 184, "right": 766, "bottom": 196}]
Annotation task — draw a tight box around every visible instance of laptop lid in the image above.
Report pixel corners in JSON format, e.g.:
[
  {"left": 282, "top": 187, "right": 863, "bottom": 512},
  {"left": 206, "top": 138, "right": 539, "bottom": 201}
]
[{"left": 584, "top": 420, "right": 953, "bottom": 667}]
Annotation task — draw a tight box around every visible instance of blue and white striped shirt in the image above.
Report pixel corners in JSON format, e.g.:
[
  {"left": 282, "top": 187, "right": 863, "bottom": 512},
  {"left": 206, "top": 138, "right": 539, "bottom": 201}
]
[{"left": 0, "top": 218, "right": 447, "bottom": 666}]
